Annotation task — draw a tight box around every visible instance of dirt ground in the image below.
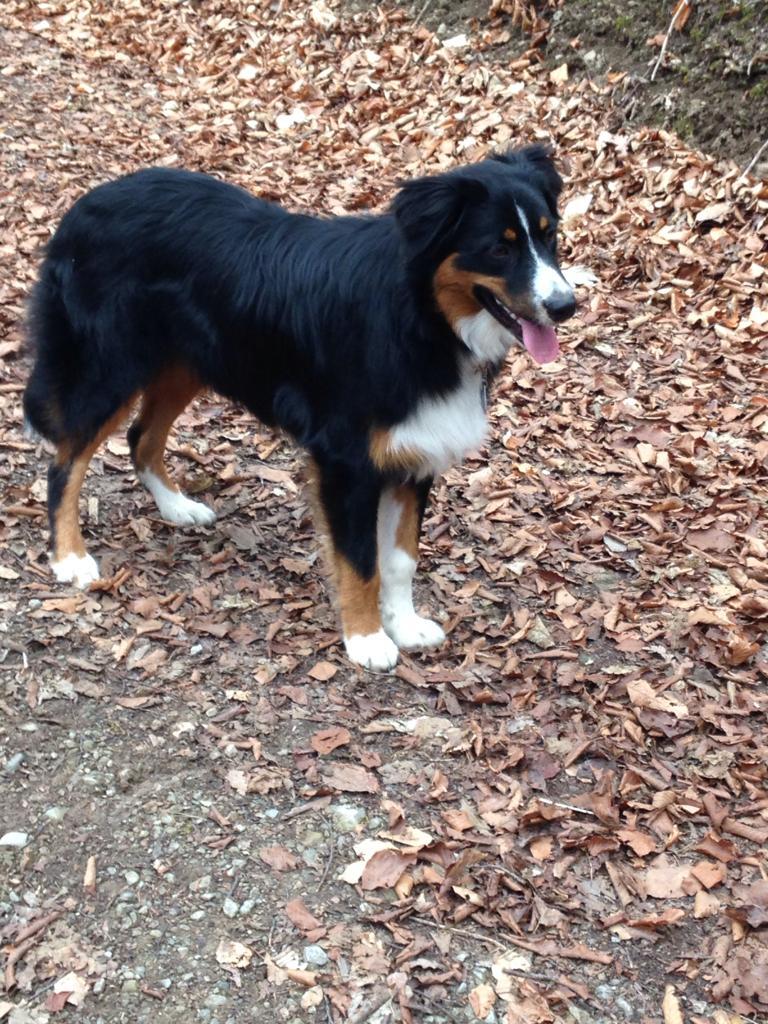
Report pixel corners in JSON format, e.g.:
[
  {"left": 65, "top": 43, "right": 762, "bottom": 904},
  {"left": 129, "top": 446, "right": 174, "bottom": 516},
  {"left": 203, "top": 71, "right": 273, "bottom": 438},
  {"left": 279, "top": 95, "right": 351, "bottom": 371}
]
[
  {"left": 1, "top": 1, "right": 767, "bottom": 1023},
  {"left": 388, "top": 0, "right": 768, "bottom": 169}
]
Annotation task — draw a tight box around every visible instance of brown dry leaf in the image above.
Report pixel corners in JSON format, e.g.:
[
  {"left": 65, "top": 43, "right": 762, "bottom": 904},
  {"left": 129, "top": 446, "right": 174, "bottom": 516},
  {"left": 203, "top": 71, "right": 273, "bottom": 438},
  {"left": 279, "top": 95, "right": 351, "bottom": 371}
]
[
  {"left": 114, "top": 695, "right": 153, "bottom": 710},
  {"left": 259, "top": 845, "right": 299, "bottom": 871},
  {"left": 310, "top": 727, "right": 351, "bottom": 755},
  {"left": 285, "top": 899, "right": 324, "bottom": 933},
  {"left": 644, "top": 856, "right": 693, "bottom": 899},
  {"left": 687, "top": 527, "right": 733, "bottom": 552},
  {"left": 307, "top": 660, "right": 338, "bottom": 681},
  {"left": 51, "top": 972, "right": 90, "bottom": 1008},
  {"left": 549, "top": 63, "right": 568, "bottom": 84},
  {"left": 322, "top": 762, "right": 379, "bottom": 793},
  {"left": 691, "top": 859, "right": 726, "bottom": 890},
  {"left": 215, "top": 939, "right": 253, "bottom": 968},
  {"left": 469, "top": 983, "right": 496, "bottom": 1019},
  {"left": 225, "top": 769, "right": 250, "bottom": 796},
  {"left": 530, "top": 836, "right": 553, "bottom": 861},
  {"left": 284, "top": 968, "right": 318, "bottom": 988},
  {"left": 360, "top": 848, "right": 416, "bottom": 891},
  {"left": 625, "top": 908, "right": 685, "bottom": 929},
  {"left": 662, "top": 984, "right": 684, "bottom": 1024},
  {"left": 694, "top": 890, "right": 720, "bottom": 919},
  {"left": 617, "top": 828, "right": 657, "bottom": 857},
  {"left": 626, "top": 680, "right": 689, "bottom": 719},
  {"left": 725, "top": 880, "right": 768, "bottom": 929},
  {"left": 83, "top": 856, "right": 97, "bottom": 895}
]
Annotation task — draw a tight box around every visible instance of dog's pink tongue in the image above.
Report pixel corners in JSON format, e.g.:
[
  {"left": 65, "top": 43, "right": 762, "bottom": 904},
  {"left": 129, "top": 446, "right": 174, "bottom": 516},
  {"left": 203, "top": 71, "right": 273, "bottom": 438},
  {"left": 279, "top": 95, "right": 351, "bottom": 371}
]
[{"left": 520, "top": 319, "right": 560, "bottom": 364}]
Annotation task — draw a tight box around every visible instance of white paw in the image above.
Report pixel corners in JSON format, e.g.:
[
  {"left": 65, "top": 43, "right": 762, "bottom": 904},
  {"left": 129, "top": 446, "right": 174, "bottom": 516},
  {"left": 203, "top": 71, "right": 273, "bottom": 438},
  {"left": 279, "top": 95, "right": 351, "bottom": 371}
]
[
  {"left": 51, "top": 552, "right": 101, "bottom": 589},
  {"left": 156, "top": 492, "right": 216, "bottom": 527},
  {"left": 383, "top": 613, "right": 445, "bottom": 651},
  {"left": 344, "top": 629, "right": 399, "bottom": 671},
  {"left": 562, "top": 264, "right": 598, "bottom": 289},
  {"left": 138, "top": 469, "right": 216, "bottom": 527}
]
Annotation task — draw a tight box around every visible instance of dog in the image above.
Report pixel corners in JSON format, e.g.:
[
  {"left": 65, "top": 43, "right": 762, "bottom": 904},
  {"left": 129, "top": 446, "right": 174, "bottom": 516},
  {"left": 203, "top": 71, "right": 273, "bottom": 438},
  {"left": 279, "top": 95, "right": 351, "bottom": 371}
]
[{"left": 23, "top": 144, "right": 584, "bottom": 670}]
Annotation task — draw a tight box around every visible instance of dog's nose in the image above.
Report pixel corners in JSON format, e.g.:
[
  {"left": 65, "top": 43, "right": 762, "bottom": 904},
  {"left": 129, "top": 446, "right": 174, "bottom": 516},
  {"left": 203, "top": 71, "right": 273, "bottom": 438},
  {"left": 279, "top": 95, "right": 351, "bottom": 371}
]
[{"left": 543, "top": 293, "right": 576, "bottom": 323}]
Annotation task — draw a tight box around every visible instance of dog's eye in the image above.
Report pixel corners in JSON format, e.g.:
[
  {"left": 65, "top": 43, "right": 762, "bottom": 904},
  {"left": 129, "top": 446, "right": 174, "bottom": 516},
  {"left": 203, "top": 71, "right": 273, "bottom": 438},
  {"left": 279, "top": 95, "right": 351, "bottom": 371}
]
[{"left": 489, "top": 243, "right": 511, "bottom": 260}]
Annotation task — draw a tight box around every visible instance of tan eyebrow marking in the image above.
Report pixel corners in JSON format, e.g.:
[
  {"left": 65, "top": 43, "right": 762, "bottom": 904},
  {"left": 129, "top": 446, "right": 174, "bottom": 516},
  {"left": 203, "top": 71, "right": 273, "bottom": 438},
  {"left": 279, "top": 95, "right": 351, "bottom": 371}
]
[
  {"left": 539, "top": 215, "right": 549, "bottom": 231},
  {"left": 503, "top": 227, "right": 517, "bottom": 241}
]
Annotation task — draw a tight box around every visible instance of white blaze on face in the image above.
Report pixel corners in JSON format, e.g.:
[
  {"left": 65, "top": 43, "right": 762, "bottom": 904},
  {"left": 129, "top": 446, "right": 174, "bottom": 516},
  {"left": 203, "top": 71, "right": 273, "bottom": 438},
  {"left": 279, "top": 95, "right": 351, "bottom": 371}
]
[{"left": 515, "top": 204, "right": 575, "bottom": 321}]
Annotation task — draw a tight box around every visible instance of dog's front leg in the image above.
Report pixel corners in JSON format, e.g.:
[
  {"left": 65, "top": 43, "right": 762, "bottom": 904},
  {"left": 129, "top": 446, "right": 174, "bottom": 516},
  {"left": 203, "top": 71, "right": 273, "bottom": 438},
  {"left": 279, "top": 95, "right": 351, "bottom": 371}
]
[
  {"left": 313, "top": 458, "right": 399, "bottom": 671},
  {"left": 378, "top": 480, "right": 445, "bottom": 652}
]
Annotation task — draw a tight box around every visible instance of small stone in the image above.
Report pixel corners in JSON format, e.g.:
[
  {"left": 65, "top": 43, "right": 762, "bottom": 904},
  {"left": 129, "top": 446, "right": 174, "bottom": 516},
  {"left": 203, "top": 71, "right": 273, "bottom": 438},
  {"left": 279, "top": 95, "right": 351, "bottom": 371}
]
[
  {"left": 222, "top": 897, "right": 239, "bottom": 918},
  {"left": 615, "top": 997, "right": 634, "bottom": 1019},
  {"left": 124, "top": 870, "right": 140, "bottom": 885},
  {"left": 303, "top": 944, "right": 329, "bottom": 967},
  {"left": 527, "top": 616, "right": 554, "bottom": 649},
  {"left": 302, "top": 848, "right": 321, "bottom": 869},
  {"left": 0, "top": 831, "right": 28, "bottom": 848},
  {"left": 239, "top": 898, "right": 256, "bottom": 915},
  {"left": 329, "top": 803, "right": 365, "bottom": 832},
  {"left": 44, "top": 806, "right": 67, "bottom": 821},
  {"left": 3, "top": 752, "right": 24, "bottom": 775},
  {"left": 190, "top": 909, "right": 206, "bottom": 921},
  {"left": 122, "top": 979, "right": 139, "bottom": 993}
]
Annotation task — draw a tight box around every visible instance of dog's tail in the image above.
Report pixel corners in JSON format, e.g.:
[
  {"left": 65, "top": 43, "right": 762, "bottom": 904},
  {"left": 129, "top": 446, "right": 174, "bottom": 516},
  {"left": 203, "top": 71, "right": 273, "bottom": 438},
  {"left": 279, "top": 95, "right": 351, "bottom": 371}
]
[{"left": 22, "top": 258, "right": 74, "bottom": 443}]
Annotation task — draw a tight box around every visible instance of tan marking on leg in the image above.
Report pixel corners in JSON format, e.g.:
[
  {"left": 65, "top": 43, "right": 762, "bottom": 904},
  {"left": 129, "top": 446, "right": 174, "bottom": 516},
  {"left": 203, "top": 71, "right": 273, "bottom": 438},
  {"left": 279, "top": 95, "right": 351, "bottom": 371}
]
[
  {"left": 393, "top": 483, "right": 420, "bottom": 560},
  {"left": 504, "top": 227, "right": 518, "bottom": 241},
  {"left": 335, "top": 556, "right": 382, "bottom": 638},
  {"left": 306, "top": 457, "right": 382, "bottom": 638},
  {"left": 539, "top": 216, "right": 549, "bottom": 231},
  {"left": 131, "top": 366, "right": 201, "bottom": 490},
  {"left": 52, "top": 400, "right": 136, "bottom": 563},
  {"left": 369, "top": 428, "right": 424, "bottom": 474}
]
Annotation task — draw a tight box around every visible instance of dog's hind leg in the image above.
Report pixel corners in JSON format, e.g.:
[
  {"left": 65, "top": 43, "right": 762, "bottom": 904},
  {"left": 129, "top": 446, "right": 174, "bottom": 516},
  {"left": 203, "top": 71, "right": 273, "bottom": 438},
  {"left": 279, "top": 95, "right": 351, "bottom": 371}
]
[
  {"left": 49, "top": 401, "right": 136, "bottom": 587},
  {"left": 128, "top": 366, "right": 215, "bottom": 527},
  {"left": 378, "top": 480, "right": 445, "bottom": 652},
  {"left": 310, "top": 457, "right": 399, "bottom": 672}
]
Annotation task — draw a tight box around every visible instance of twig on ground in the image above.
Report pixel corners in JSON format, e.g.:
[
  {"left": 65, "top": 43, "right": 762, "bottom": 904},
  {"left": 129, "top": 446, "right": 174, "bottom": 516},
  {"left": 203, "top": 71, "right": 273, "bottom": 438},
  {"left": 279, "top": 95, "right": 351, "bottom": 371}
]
[
  {"left": 743, "top": 137, "right": 768, "bottom": 178},
  {"left": 282, "top": 796, "right": 331, "bottom": 821},
  {"left": 650, "top": 0, "right": 692, "bottom": 82},
  {"left": 409, "top": 914, "right": 508, "bottom": 951},
  {"left": 317, "top": 837, "right": 335, "bottom": 891},
  {"left": 414, "top": 0, "right": 434, "bottom": 26},
  {"left": 4, "top": 910, "right": 64, "bottom": 991},
  {"left": 346, "top": 987, "right": 393, "bottom": 1024},
  {"left": 537, "top": 797, "right": 596, "bottom": 817}
]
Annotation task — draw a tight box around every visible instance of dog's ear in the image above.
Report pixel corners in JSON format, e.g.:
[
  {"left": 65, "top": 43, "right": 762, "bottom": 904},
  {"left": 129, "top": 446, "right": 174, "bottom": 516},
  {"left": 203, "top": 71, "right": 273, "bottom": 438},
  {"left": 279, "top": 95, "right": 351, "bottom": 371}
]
[
  {"left": 392, "top": 174, "right": 487, "bottom": 264},
  {"left": 493, "top": 143, "right": 563, "bottom": 208}
]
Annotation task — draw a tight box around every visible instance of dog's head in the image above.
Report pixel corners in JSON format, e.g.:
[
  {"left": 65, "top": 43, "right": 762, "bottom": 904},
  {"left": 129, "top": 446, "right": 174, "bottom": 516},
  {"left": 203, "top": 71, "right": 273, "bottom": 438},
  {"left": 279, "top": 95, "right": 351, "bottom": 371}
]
[{"left": 392, "top": 144, "right": 575, "bottom": 365}]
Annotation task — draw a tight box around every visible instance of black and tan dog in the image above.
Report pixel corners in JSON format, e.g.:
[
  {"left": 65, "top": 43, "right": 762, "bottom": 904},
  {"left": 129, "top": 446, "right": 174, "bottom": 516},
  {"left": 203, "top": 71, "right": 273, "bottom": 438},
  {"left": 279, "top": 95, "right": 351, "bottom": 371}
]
[{"left": 24, "top": 145, "right": 588, "bottom": 669}]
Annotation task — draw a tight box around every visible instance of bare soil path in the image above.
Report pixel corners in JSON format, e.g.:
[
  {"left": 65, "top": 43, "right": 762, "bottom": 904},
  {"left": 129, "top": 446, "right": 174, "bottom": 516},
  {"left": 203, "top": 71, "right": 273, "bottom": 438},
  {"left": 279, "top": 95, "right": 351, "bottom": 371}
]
[{"left": 1, "top": 2, "right": 767, "bottom": 1023}]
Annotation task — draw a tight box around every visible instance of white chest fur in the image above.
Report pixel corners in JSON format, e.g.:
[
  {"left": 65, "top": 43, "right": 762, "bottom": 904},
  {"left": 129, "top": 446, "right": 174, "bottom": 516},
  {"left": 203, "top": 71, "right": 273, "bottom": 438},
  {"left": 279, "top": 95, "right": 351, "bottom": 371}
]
[{"left": 388, "top": 359, "right": 488, "bottom": 478}]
